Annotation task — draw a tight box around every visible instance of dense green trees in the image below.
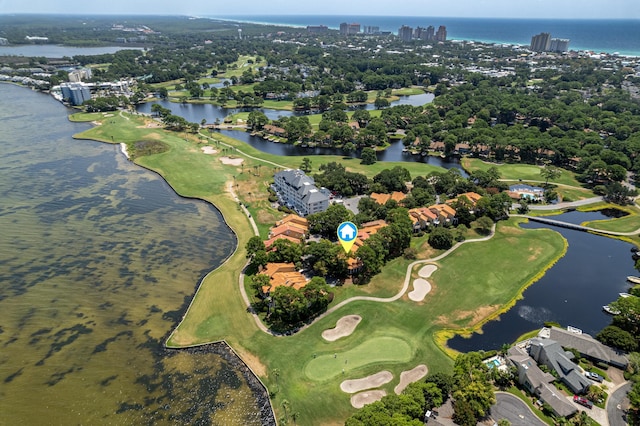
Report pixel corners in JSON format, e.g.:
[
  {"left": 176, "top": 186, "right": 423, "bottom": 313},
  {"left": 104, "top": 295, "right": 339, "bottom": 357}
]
[
  {"left": 360, "top": 147, "right": 377, "bottom": 165},
  {"left": 452, "top": 352, "right": 496, "bottom": 425},
  {"left": 428, "top": 227, "right": 454, "bottom": 250}
]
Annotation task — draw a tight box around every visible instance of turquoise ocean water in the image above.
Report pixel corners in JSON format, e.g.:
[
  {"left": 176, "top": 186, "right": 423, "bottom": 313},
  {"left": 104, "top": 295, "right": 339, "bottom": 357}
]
[{"left": 215, "top": 15, "right": 640, "bottom": 56}]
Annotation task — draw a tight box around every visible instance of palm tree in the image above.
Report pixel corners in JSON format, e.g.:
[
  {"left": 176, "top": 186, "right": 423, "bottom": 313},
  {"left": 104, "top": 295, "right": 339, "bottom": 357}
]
[{"left": 281, "top": 399, "right": 290, "bottom": 422}]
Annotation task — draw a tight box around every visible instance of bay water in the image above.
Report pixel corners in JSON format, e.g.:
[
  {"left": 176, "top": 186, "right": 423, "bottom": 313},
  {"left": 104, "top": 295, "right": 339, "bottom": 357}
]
[{"left": 0, "top": 83, "right": 265, "bottom": 425}]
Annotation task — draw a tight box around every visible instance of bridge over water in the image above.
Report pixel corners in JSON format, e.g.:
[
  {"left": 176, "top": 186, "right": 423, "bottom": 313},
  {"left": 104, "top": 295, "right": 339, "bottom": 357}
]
[{"left": 518, "top": 215, "right": 639, "bottom": 236}]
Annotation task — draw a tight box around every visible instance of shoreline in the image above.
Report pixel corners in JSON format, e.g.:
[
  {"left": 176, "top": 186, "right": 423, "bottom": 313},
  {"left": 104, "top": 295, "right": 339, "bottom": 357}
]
[
  {"left": 435, "top": 219, "right": 570, "bottom": 357},
  {"left": 209, "top": 15, "right": 640, "bottom": 57}
]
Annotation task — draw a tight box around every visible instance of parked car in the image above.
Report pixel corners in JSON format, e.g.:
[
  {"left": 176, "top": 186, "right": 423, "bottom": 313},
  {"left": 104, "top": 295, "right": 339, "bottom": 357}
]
[
  {"left": 573, "top": 395, "right": 593, "bottom": 409},
  {"left": 585, "top": 371, "right": 604, "bottom": 382}
]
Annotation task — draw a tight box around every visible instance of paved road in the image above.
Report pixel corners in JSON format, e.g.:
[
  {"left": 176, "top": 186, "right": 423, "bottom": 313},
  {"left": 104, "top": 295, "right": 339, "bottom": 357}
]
[
  {"left": 490, "top": 392, "right": 546, "bottom": 426},
  {"left": 607, "top": 382, "right": 631, "bottom": 426}
]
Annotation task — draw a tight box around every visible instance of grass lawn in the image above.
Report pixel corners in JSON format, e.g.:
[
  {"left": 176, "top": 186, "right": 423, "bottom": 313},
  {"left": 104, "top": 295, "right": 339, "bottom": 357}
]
[
  {"left": 304, "top": 335, "right": 413, "bottom": 381},
  {"left": 70, "top": 112, "right": 569, "bottom": 425},
  {"left": 462, "top": 158, "right": 583, "bottom": 187},
  {"left": 581, "top": 203, "right": 640, "bottom": 233}
]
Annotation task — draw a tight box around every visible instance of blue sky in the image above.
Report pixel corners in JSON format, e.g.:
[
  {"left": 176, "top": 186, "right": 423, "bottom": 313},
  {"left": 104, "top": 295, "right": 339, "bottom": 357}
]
[{"left": 1, "top": 0, "right": 638, "bottom": 19}]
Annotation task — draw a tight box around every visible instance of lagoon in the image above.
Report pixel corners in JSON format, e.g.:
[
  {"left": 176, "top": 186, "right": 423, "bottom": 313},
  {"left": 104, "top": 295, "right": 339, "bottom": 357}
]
[{"left": 448, "top": 212, "right": 638, "bottom": 352}]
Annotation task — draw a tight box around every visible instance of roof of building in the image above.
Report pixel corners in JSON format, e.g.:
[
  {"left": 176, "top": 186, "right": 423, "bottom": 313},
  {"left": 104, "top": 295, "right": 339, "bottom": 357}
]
[
  {"left": 370, "top": 191, "right": 406, "bottom": 205},
  {"left": 264, "top": 234, "right": 303, "bottom": 250},
  {"left": 507, "top": 346, "right": 576, "bottom": 418},
  {"left": 429, "top": 203, "right": 457, "bottom": 217},
  {"left": 275, "top": 214, "right": 308, "bottom": 228},
  {"left": 270, "top": 223, "right": 307, "bottom": 239},
  {"left": 546, "top": 326, "right": 629, "bottom": 368},
  {"left": 529, "top": 337, "right": 591, "bottom": 394},
  {"left": 259, "top": 262, "right": 307, "bottom": 293}
]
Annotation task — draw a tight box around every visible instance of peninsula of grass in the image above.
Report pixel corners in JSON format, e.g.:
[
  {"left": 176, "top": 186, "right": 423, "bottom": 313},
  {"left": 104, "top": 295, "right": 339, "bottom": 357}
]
[{"left": 71, "top": 111, "right": 574, "bottom": 425}]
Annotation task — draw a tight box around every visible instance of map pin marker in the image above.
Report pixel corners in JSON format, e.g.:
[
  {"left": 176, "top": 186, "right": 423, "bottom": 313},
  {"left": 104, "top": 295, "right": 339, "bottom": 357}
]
[{"left": 337, "top": 221, "right": 358, "bottom": 254}]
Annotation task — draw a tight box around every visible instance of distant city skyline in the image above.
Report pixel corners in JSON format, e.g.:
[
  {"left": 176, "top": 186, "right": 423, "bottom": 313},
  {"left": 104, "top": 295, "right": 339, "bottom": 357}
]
[{"left": 1, "top": 0, "right": 639, "bottom": 20}]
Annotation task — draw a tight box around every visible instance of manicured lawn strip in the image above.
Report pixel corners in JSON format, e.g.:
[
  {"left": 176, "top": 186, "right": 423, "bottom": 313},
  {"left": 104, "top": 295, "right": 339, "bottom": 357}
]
[
  {"left": 581, "top": 203, "right": 640, "bottom": 233},
  {"left": 70, "top": 113, "right": 569, "bottom": 425},
  {"left": 462, "top": 158, "right": 582, "bottom": 187},
  {"left": 393, "top": 87, "right": 426, "bottom": 96},
  {"left": 512, "top": 328, "right": 541, "bottom": 343}
]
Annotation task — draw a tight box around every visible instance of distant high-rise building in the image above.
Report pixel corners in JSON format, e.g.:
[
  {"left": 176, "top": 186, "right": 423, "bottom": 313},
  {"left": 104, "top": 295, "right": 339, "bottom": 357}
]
[
  {"left": 307, "top": 25, "right": 329, "bottom": 34},
  {"left": 398, "top": 25, "right": 414, "bottom": 42},
  {"left": 364, "top": 25, "right": 380, "bottom": 35},
  {"left": 435, "top": 25, "right": 447, "bottom": 42},
  {"left": 414, "top": 27, "right": 428, "bottom": 40},
  {"left": 340, "top": 22, "right": 360, "bottom": 36},
  {"left": 530, "top": 32, "right": 552, "bottom": 52},
  {"left": 550, "top": 38, "right": 570, "bottom": 52},
  {"left": 426, "top": 26, "right": 435, "bottom": 41}
]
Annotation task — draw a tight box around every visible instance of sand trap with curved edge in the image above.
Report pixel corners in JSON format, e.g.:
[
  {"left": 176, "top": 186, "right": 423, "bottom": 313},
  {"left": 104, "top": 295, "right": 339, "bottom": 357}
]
[
  {"left": 201, "top": 146, "right": 218, "bottom": 154},
  {"left": 350, "top": 390, "right": 387, "bottom": 408},
  {"left": 408, "top": 278, "right": 432, "bottom": 302},
  {"left": 219, "top": 156, "right": 244, "bottom": 165},
  {"left": 341, "top": 370, "right": 393, "bottom": 393},
  {"left": 418, "top": 264, "right": 437, "bottom": 278},
  {"left": 394, "top": 364, "right": 428, "bottom": 394},
  {"left": 322, "top": 315, "right": 362, "bottom": 341}
]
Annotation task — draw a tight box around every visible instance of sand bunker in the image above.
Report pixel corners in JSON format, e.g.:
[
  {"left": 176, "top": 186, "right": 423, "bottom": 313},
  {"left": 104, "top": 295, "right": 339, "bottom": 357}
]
[
  {"left": 394, "top": 364, "right": 428, "bottom": 395},
  {"left": 418, "top": 264, "right": 437, "bottom": 278},
  {"left": 341, "top": 371, "right": 393, "bottom": 394},
  {"left": 219, "top": 156, "right": 244, "bottom": 165},
  {"left": 350, "top": 390, "right": 387, "bottom": 409},
  {"left": 408, "top": 278, "right": 432, "bottom": 302},
  {"left": 322, "top": 315, "right": 362, "bottom": 341},
  {"left": 201, "top": 146, "right": 219, "bottom": 155}
]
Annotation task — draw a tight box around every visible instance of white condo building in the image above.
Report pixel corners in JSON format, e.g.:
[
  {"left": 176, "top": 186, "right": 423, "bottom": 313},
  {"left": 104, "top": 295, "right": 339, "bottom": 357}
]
[{"left": 273, "top": 170, "right": 330, "bottom": 217}]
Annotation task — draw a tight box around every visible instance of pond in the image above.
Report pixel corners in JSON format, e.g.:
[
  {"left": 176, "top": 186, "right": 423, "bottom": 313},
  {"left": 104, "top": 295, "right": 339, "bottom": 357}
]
[
  {"left": 217, "top": 129, "right": 467, "bottom": 173},
  {"left": 447, "top": 210, "right": 638, "bottom": 352}
]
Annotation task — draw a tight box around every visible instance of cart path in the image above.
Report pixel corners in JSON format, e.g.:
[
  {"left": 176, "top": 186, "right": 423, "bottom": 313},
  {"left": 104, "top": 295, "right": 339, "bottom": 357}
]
[{"left": 240, "top": 224, "right": 496, "bottom": 336}]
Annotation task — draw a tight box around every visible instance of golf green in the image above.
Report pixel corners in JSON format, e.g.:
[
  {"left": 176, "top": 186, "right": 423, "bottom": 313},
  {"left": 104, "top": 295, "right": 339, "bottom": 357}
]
[{"left": 304, "top": 336, "right": 413, "bottom": 381}]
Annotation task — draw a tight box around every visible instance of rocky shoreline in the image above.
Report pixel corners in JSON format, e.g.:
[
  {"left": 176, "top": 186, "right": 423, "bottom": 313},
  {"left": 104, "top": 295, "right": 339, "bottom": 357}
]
[{"left": 168, "top": 342, "right": 276, "bottom": 426}]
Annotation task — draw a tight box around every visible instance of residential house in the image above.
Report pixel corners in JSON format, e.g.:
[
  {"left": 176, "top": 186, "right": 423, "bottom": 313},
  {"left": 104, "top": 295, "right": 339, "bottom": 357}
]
[
  {"left": 345, "top": 220, "right": 388, "bottom": 274},
  {"left": 428, "top": 204, "right": 457, "bottom": 225},
  {"left": 408, "top": 207, "right": 438, "bottom": 231},
  {"left": 275, "top": 214, "right": 309, "bottom": 229},
  {"left": 263, "top": 124, "right": 287, "bottom": 137},
  {"left": 453, "top": 143, "right": 471, "bottom": 155},
  {"left": 264, "top": 234, "right": 303, "bottom": 251},
  {"left": 507, "top": 346, "right": 577, "bottom": 418},
  {"left": 370, "top": 191, "right": 406, "bottom": 205},
  {"left": 429, "top": 141, "right": 445, "bottom": 152},
  {"left": 269, "top": 223, "right": 307, "bottom": 240},
  {"left": 273, "top": 169, "right": 330, "bottom": 217},
  {"left": 259, "top": 262, "right": 307, "bottom": 296},
  {"left": 542, "top": 326, "right": 629, "bottom": 369},
  {"left": 528, "top": 337, "right": 591, "bottom": 394}
]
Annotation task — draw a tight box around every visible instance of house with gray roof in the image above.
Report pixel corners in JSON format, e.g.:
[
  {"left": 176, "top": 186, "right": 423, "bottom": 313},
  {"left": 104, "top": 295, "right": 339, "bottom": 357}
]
[
  {"left": 507, "top": 346, "right": 577, "bottom": 418},
  {"left": 273, "top": 169, "right": 330, "bottom": 217},
  {"left": 528, "top": 337, "right": 591, "bottom": 395},
  {"left": 543, "top": 326, "right": 629, "bottom": 369}
]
